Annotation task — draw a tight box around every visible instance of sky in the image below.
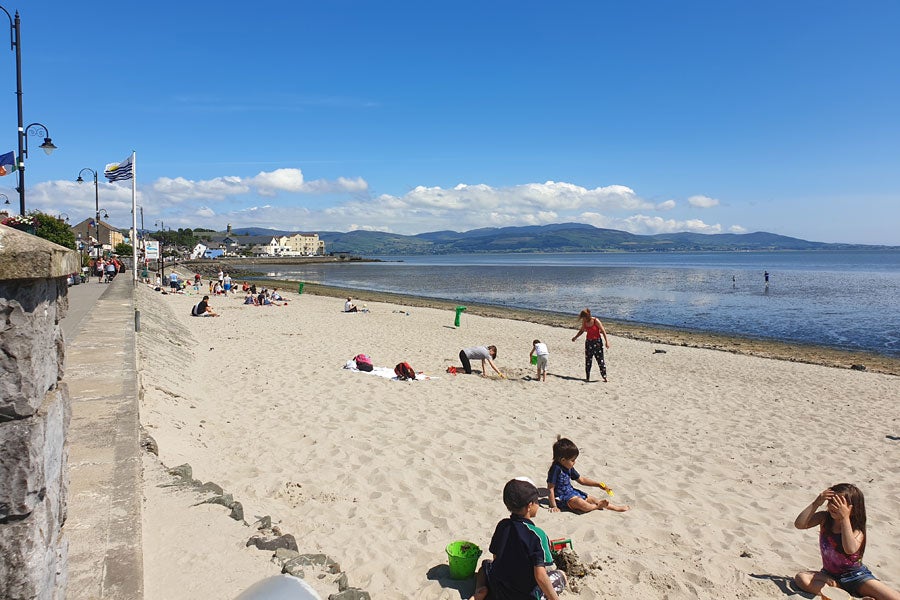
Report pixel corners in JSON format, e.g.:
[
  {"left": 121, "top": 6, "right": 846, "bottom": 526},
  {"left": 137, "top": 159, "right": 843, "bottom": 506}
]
[{"left": 2, "top": 1, "right": 899, "bottom": 245}]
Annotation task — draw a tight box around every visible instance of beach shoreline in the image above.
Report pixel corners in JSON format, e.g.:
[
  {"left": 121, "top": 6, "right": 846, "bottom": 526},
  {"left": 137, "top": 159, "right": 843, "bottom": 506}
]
[
  {"left": 226, "top": 278, "right": 899, "bottom": 376},
  {"left": 173, "top": 259, "right": 899, "bottom": 375}
]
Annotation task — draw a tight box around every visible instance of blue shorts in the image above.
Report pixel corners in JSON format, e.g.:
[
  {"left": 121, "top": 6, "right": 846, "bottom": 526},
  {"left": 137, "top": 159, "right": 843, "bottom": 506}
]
[
  {"left": 827, "top": 565, "right": 877, "bottom": 597},
  {"left": 557, "top": 488, "right": 588, "bottom": 508}
]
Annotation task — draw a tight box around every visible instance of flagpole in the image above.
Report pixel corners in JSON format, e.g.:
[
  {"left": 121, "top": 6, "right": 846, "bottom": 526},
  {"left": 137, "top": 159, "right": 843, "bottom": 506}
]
[{"left": 131, "top": 151, "right": 137, "bottom": 283}]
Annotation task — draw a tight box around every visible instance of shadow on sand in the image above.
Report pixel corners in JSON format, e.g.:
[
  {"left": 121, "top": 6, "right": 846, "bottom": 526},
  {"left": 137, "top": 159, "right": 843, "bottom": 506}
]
[
  {"left": 748, "top": 573, "right": 811, "bottom": 597},
  {"left": 426, "top": 564, "right": 475, "bottom": 599}
]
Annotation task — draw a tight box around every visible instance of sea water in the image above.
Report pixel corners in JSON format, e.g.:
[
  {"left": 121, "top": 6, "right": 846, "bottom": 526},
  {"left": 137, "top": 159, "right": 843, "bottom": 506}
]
[{"left": 250, "top": 251, "right": 900, "bottom": 357}]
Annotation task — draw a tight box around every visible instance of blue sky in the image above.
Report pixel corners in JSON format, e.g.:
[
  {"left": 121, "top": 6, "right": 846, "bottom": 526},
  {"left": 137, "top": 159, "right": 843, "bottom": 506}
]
[{"left": 2, "top": 1, "right": 899, "bottom": 244}]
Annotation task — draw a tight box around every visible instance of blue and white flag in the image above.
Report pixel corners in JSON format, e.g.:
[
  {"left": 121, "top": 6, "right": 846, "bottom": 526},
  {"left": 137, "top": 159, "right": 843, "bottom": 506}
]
[
  {"left": 104, "top": 155, "right": 133, "bottom": 181},
  {"left": 0, "top": 151, "right": 15, "bottom": 176}
]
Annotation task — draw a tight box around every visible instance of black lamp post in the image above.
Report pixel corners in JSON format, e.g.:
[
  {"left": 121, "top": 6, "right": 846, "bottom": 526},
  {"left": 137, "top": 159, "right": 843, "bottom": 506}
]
[
  {"left": 16, "top": 121, "right": 57, "bottom": 217},
  {"left": 155, "top": 220, "right": 165, "bottom": 280},
  {"left": 76, "top": 167, "right": 100, "bottom": 252},
  {"left": 0, "top": 192, "right": 8, "bottom": 205},
  {"left": 0, "top": 5, "right": 23, "bottom": 215},
  {"left": 0, "top": 6, "right": 57, "bottom": 216}
]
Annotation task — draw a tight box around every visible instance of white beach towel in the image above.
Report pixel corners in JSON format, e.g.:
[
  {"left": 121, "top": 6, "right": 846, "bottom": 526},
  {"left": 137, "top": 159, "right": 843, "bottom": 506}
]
[{"left": 342, "top": 361, "right": 437, "bottom": 381}]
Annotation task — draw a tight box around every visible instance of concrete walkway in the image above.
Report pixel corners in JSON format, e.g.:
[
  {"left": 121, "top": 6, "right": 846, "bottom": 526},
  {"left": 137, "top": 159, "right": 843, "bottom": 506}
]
[{"left": 61, "top": 274, "right": 143, "bottom": 599}]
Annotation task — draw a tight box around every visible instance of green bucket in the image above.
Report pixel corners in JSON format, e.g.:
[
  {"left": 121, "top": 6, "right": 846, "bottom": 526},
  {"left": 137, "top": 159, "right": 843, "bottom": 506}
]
[{"left": 445, "top": 540, "right": 482, "bottom": 579}]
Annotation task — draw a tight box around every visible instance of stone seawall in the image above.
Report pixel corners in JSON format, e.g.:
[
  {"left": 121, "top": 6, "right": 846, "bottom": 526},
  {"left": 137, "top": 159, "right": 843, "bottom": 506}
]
[{"left": 0, "top": 224, "right": 79, "bottom": 600}]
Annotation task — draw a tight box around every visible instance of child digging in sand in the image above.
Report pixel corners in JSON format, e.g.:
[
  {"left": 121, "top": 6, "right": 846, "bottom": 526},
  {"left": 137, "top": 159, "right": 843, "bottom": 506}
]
[
  {"left": 470, "top": 478, "right": 566, "bottom": 600},
  {"left": 547, "top": 436, "right": 629, "bottom": 513},
  {"left": 530, "top": 339, "right": 549, "bottom": 382},
  {"left": 794, "top": 483, "right": 900, "bottom": 600}
]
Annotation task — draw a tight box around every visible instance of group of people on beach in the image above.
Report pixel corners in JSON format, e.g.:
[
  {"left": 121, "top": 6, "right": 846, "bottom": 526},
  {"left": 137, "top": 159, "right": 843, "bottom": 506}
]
[
  {"left": 457, "top": 308, "right": 611, "bottom": 383},
  {"left": 471, "top": 454, "right": 896, "bottom": 600},
  {"left": 160, "top": 278, "right": 897, "bottom": 599},
  {"left": 469, "top": 436, "right": 628, "bottom": 600},
  {"left": 453, "top": 313, "right": 899, "bottom": 600}
]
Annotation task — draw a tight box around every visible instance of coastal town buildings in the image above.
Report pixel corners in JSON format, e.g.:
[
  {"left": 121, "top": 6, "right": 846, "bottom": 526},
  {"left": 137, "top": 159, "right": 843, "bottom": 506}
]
[
  {"left": 70, "top": 218, "right": 124, "bottom": 257},
  {"left": 192, "top": 225, "right": 326, "bottom": 258}
]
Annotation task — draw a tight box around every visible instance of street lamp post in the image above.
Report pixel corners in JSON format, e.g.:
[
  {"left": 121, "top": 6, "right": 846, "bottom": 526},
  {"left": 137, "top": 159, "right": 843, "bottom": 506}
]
[
  {"left": 0, "top": 6, "right": 57, "bottom": 216},
  {"left": 76, "top": 167, "right": 100, "bottom": 254},
  {"left": 155, "top": 220, "right": 165, "bottom": 280},
  {"left": 17, "top": 121, "right": 57, "bottom": 216},
  {"left": 0, "top": 5, "right": 23, "bottom": 215},
  {"left": 76, "top": 232, "right": 85, "bottom": 277}
]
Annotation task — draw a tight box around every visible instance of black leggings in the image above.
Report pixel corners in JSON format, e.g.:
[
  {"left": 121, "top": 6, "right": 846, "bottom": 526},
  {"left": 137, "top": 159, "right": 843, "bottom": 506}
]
[
  {"left": 584, "top": 339, "right": 606, "bottom": 379},
  {"left": 459, "top": 350, "right": 473, "bottom": 374}
]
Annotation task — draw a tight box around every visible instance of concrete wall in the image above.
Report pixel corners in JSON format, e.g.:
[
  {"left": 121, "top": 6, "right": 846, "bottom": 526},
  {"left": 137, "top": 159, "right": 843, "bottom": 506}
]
[{"left": 0, "top": 224, "right": 79, "bottom": 600}]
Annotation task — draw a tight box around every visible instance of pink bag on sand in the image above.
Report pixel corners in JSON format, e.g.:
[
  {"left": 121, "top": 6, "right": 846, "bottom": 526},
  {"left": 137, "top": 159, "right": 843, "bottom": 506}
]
[{"left": 354, "top": 354, "right": 374, "bottom": 372}]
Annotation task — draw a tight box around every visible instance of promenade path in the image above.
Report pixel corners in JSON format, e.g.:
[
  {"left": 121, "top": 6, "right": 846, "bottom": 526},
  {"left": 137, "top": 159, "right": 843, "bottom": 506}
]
[{"left": 61, "top": 274, "right": 143, "bottom": 599}]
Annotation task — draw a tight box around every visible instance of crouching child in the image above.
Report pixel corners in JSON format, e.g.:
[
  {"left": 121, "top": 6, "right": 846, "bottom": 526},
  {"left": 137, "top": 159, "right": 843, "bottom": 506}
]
[{"left": 470, "top": 478, "right": 566, "bottom": 600}]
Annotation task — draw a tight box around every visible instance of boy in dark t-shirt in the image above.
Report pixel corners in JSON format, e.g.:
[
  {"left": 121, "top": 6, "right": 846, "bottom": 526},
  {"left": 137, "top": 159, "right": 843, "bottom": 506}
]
[{"left": 470, "top": 479, "right": 566, "bottom": 600}]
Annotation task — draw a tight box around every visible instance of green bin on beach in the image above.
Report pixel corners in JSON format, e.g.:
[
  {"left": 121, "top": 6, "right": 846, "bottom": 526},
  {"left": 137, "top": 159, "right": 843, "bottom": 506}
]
[
  {"left": 454, "top": 306, "right": 467, "bottom": 327},
  {"left": 445, "top": 540, "right": 482, "bottom": 579},
  {"left": 298, "top": 282, "right": 304, "bottom": 294}
]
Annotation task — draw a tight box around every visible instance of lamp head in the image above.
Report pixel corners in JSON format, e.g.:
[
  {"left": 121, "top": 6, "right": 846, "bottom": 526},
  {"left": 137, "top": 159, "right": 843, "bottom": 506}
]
[
  {"left": 40, "top": 138, "right": 57, "bottom": 155},
  {"left": 76, "top": 175, "right": 84, "bottom": 183}
]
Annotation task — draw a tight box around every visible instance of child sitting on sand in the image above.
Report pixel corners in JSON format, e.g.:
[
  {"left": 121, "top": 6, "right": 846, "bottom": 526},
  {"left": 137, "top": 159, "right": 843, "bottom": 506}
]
[
  {"left": 547, "top": 436, "right": 629, "bottom": 513},
  {"left": 530, "top": 339, "right": 549, "bottom": 382},
  {"left": 470, "top": 478, "right": 566, "bottom": 600},
  {"left": 794, "top": 483, "right": 900, "bottom": 600}
]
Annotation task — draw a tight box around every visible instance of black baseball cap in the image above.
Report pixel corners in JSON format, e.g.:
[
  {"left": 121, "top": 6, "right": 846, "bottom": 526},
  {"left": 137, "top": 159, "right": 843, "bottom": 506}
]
[{"left": 503, "top": 478, "right": 538, "bottom": 511}]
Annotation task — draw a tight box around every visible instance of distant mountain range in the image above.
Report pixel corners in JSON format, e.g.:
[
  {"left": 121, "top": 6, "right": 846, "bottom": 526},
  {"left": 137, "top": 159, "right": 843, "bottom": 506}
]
[{"left": 231, "top": 223, "right": 896, "bottom": 255}]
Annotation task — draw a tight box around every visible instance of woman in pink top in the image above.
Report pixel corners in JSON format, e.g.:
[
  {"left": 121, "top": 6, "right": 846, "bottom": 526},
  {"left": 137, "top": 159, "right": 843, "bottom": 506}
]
[
  {"left": 794, "top": 483, "right": 899, "bottom": 599},
  {"left": 571, "top": 308, "right": 609, "bottom": 382}
]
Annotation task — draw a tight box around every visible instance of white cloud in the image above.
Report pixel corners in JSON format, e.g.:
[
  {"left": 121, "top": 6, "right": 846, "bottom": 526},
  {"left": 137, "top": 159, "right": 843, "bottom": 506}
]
[
  {"left": 251, "top": 169, "right": 368, "bottom": 196},
  {"left": 687, "top": 195, "right": 720, "bottom": 208},
  {"left": 300, "top": 176, "right": 368, "bottom": 194},
  {"left": 656, "top": 199, "right": 676, "bottom": 211},
  {"left": 729, "top": 224, "right": 747, "bottom": 233},
  {"left": 19, "top": 173, "right": 741, "bottom": 238},
  {"left": 153, "top": 176, "right": 249, "bottom": 202},
  {"left": 623, "top": 215, "right": 723, "bottom": 234},
  {"left": 348, "top": 223, "right": 391, "bottom": 232},
  {"left": 251, "top": 168, "right": 306, "bottom": 194}
]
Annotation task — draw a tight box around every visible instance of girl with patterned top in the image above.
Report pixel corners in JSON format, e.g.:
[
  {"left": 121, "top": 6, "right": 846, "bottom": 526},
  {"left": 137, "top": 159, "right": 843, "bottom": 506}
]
[{"left": 794, "top": 483, "right": 899, "bottom": 600}]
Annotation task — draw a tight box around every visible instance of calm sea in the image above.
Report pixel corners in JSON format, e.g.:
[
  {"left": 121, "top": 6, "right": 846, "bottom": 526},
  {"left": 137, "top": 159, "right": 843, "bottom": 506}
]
[{"left": 250, "top": 251, "right": 900, "bottom": 357}]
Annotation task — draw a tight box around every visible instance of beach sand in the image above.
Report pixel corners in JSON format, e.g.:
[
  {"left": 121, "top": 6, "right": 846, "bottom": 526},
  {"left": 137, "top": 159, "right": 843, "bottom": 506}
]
[{"left": 137, "top": 283, "right": 900, "bottom": 599}]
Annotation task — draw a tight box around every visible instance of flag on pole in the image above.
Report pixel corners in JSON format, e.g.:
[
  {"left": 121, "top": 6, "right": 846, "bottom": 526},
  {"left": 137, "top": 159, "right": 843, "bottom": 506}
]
[
  {"left": 104, "top": 155, "right": 134, "bottom": 181},
  {"left": 0, "top": 151, "right": 15, "bottom": 176}
]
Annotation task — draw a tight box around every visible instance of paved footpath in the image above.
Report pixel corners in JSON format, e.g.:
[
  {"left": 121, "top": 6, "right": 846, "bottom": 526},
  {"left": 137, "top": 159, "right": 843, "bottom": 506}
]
[{"left": 61, "top": 274, "right": 144, "bottom": 599}]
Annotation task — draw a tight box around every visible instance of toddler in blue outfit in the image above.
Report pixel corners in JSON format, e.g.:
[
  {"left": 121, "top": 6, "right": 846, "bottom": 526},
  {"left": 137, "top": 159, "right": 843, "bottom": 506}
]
[{"left": 547, "top": 436, "right": 629, "bottom": 513}]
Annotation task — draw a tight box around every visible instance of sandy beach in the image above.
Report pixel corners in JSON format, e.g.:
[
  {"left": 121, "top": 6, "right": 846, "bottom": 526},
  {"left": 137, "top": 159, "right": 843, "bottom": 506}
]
[{"left": 136, "top": 282, "right": 900, "bottom": 600}]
